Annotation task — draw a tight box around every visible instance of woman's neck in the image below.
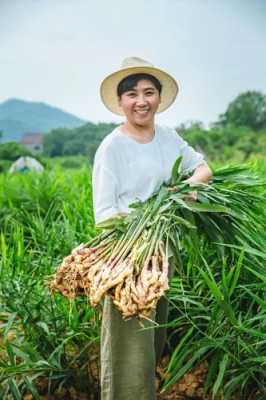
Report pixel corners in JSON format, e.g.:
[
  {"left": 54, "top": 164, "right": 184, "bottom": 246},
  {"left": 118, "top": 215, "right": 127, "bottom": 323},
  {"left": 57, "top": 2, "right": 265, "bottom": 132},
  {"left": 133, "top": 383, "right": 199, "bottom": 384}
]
[{"left": 121, "top": 121, "right": 155, "bottom": 144}]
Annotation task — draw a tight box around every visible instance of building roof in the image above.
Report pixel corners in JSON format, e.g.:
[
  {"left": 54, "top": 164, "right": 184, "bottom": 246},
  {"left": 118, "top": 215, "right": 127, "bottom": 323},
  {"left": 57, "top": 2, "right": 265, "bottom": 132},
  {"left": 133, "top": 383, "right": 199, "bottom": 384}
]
[{"left": 20, "top": 133, "right": 43, "bottom": 145}]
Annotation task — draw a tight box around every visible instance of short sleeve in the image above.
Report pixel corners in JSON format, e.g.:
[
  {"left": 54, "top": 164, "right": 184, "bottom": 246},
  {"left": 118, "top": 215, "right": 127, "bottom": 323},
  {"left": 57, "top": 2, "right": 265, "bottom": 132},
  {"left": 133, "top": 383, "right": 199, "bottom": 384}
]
[
  {"left": 92, "top": 147, "right": 119, "bottom": 224},
  {"left": 175, "top": 132, "right": 206, "bottom": 174}
]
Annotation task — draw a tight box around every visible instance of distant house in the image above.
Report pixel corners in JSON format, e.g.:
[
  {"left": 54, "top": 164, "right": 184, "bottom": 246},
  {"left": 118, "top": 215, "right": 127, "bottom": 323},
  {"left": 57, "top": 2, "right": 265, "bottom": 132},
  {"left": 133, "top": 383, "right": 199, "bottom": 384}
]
[{"left": 20, "top": 133, "right": 43, "bottom": 153}]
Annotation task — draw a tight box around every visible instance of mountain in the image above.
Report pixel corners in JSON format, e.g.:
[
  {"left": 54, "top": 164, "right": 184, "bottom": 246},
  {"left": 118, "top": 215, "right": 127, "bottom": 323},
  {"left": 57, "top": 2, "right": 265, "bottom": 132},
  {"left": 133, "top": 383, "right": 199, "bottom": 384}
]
[{"left": 0, "top": 98, "right": 87, "bottom": 142}]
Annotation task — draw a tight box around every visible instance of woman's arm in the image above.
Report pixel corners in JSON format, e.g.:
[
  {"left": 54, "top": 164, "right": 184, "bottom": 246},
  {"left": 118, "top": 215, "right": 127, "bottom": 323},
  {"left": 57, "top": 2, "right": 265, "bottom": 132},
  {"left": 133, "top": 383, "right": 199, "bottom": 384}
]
[
  {"left": 173, "top": 132, "right": 212, "bottom": 185},
  {"left": 182, "top": 163, "right": 212, "bottom": 201},
  {"left": 184, "top": 163, "right": 213, "bottom": 185}
]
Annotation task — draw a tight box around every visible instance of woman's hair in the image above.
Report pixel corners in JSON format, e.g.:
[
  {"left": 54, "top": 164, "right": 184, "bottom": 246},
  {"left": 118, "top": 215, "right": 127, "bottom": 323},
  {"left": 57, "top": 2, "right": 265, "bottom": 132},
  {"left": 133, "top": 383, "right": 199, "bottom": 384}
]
[{"left": 117, "top": 73, "right": 162, "bottom": 97}]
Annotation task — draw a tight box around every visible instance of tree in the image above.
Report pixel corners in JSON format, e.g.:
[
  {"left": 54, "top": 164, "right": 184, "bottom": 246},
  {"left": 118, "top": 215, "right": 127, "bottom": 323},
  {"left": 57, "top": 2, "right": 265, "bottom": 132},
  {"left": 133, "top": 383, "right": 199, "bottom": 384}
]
[
  {"left": 176, "top": 120, "right": 208, "bottom": 155},
  {"left": 176, "top": 120, "right": 204, "bottom": 134},
  {"left": 43, "top": 122, "right": 118, "bottom": 157},
  {"left": 43, "top": 128, "right": 72, "bottom": 157},
  {"left": 218, "top": 91, "right": 266, "bottom": 131},
  {"left": 0, "top": 142, "right": 32, "bottom": 161}
]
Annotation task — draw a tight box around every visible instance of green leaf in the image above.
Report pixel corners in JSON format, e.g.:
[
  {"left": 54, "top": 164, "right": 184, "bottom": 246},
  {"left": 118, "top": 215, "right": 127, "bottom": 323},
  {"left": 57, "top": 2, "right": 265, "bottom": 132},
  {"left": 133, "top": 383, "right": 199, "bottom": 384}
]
[
  {"left": 185, "top": 201, "right": 233, "bottom": 214},
  {"left": 213, "top": 353, "right": 229, "bottom": 397},
  {"left": 171, "top": 214, "right": 196, "bottom": 229},
  {"left": 161, "top": 346, "right": 211, "bottom": 392},
  {"left": 11, "top": 345, "right": 31, "bottom": 362},
  {"left": 8, "top": 379, "right": 21, "bottom": 400},
  {"left": 36, "top": 321, "right": 50, "bottom": 335},
  {"left": 6, "top": 343, "right": 16, "bottom": 366},
  {"left": 214, "top": 243, "right": 266, "bottom": 260},
  {"left": 198, "top": 268, "right": 223, "bottom": 302},
  {"left": 204, "top": 351, "right": 221, "bottom": 393},
  {"left": 171, "top": 156, "right": 182, "bottom": 185},
  {"left": 3, "top": 313, "right": 17, "bottom": 341},
  {"left": 166, "top": 327, "right": 194, "bottom": 372},
  {"left": 24, "top": 376, "right": 41, "bottom": 399},
  {"left": 150, "top": 186, "right": 169, "bottom": 215},
  {"left": 228, "top": 250, "right": 244, "bottom": 297}
]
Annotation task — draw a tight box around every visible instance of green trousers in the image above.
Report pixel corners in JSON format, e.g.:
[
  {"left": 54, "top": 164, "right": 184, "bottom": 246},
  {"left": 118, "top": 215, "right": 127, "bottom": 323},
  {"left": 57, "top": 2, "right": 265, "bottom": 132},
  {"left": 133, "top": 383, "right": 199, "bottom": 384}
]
[{"left": 100, "top": 257, "right": 175, "bottom": 400}]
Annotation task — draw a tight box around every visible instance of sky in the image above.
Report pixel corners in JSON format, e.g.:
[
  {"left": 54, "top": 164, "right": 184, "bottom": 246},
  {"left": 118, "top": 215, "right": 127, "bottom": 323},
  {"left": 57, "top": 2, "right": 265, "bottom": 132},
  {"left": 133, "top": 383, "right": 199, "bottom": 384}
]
[{"left": 1, "top": 0, "right": 266, "bottom": 128}]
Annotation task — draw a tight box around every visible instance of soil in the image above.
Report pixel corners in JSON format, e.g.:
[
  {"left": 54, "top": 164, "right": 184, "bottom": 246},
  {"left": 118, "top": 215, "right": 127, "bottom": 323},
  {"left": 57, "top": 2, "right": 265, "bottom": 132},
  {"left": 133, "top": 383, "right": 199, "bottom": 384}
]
[{"left": 22, "top": 357, "right": 213, "bottom": 400}]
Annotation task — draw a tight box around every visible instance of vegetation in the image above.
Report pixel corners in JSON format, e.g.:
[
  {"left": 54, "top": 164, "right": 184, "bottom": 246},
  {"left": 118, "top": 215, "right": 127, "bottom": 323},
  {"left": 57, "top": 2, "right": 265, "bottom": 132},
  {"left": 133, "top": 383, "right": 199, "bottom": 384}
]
[
  {"left": 217, "top": 91, "right": 266, "bottom": 131},
  {"left": 40, "top": 90, "right": 266, "bottom": 164},
  {"left": 1, "top": 91, "right": 265, "bottom": 169},
  {"left": 43, "top": 122, "right": 118, "bottom": 161},
  {"left": 178, "top": 91, "right": 266, "bottom": 163},
  {"left": 163, "top": 164, "right": 266, "bottom": 399},
  {"left": 51, "top": 163, "right": 265, "bottom": 324},
  {"left": 179, "top": 123, "right": 266, "bottom": 163},
  {"left": 1, "top": 90, "right": 266, "bottom": 399},
  {"left": 0, "top": 169, "right": 100, "bottom": 399},
  {"left": 0, "top": 142, "right": 34, "bottom": 173},
  {"left": 0, "top": 142, "right": 33, "bottom": 161},
  {"left": 0, "top": 162, "right": 266, "bottom": 399}
]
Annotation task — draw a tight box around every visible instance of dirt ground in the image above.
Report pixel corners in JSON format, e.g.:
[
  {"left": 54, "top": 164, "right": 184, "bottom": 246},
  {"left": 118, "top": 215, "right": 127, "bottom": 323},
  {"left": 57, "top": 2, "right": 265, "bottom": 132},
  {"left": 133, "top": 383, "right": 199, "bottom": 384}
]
[{"left": 22, "top": 357, "right": 213, "bottom": 400}]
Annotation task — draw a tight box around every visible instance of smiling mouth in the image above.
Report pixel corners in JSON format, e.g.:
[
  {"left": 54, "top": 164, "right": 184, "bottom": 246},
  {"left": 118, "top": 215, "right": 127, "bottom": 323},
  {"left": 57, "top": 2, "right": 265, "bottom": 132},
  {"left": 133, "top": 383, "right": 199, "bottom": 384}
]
[{"left": 135, "top": 109, "right": 149, "bottom": 115}]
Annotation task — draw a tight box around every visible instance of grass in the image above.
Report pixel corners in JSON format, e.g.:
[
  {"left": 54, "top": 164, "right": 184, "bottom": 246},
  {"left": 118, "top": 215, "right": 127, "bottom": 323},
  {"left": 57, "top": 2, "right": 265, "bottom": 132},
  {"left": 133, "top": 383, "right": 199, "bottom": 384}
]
[
  {"left": 161, "top": 163, "right": 266, "bottom": 399},
  {"left": 0, "top": 161, "right": 266, "bottom": 399},
  {"left": 0, "top": 167, "right": 100, "bottom": 399}
]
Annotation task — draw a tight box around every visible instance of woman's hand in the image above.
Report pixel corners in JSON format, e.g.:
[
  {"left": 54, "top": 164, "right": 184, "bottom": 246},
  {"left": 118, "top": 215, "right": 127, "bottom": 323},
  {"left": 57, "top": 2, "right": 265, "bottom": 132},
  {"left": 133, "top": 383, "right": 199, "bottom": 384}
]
[
  {"left": 167, "top": 185, "right": 198, "bottom": 201},
  {"left": 113, "top": 212, "right": 129, "bottom": 219},
  {"left": 183, "top": 164, "right": 212, "bottom": 201},
  {"left": 185, "top": 190, "right": 198, "bottom": 201},
  {"left": 169, "top": 164, "right": 212, "bottom": 201},
  {"left": 183, "top": 163, "right": 213, "bottom": 186}
]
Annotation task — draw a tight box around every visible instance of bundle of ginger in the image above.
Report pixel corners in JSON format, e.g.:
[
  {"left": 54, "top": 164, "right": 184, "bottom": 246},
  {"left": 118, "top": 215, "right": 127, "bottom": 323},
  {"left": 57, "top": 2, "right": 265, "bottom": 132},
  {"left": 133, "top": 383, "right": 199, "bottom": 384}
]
[{"left": 50, "top": 237, "right": 169, "bottom": 320}]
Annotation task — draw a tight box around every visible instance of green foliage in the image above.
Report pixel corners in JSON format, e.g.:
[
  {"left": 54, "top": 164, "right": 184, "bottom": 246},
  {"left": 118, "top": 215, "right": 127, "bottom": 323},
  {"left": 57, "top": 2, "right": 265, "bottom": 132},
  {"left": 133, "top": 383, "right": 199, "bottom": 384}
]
[
  {"left": 161, "top": 165, "right": 266, "bottom": 399},
  {"left": 0, "top": 163, "right": 266, "bottom": 398},
  {"left": 179, "top": 123, "right": 266, "bottom": 163},
  {"left": 0, "top": 142, "right": 47, "bottom": 173},
  {"left": 0, "top": 142, "right": 32, "bottom": 161},
  {"left": 218, "top": 91, "right": 266, "bottom": 131},
  {"left": 177, "top": 91, "right": 266, "bottom": 164},
  {"left": 43, "top": 128, "right": 71, "bottom": 157},
  {"left": 1, "top": 87, "right": 266, "bottom": 398},
  {"left": 0, "top": 160, "right": 11, "bottom": 173},
  {"left": 0, "top": 168, "right": 100, "bottom": 398},
  {"left": 58, "top": 156, "right": 89, "bottom": 169},
  {"left": 43, "top": 122, "right": 118, "bottom": 161}
]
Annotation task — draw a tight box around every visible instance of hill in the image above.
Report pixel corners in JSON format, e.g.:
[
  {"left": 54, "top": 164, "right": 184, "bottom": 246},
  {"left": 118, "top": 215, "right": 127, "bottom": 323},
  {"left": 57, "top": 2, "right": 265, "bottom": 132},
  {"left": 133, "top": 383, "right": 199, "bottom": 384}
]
[{"left": 0, "top": 98, "right": 86, "bottom": 142}]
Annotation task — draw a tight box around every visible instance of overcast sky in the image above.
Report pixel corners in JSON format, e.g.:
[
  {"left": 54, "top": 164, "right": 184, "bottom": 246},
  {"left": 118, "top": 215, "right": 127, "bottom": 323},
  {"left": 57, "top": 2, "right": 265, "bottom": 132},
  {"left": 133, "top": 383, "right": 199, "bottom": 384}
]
[{"left": 1, "top": 0, "right": 265, "bottom": 128}]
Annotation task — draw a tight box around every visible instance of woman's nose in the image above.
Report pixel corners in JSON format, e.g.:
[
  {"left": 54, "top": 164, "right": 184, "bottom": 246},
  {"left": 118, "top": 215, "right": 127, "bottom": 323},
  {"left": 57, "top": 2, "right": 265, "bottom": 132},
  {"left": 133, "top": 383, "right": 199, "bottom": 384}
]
[{"left": 136, "top": 95, "right": 147, "bottom": 105}]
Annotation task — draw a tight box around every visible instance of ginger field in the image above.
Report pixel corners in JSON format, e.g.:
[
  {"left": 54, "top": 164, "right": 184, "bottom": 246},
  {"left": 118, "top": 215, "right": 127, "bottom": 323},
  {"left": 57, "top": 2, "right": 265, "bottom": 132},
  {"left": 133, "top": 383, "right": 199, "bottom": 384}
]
[{"left": 0, "top": 161, "right": 266, "bottom": 400}]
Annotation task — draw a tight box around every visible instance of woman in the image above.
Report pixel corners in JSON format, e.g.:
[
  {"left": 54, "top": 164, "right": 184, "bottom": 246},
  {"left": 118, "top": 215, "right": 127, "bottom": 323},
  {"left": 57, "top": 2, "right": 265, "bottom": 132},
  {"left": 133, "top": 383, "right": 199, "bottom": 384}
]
[{"left": 92, "top": 57, "right": 212, "bottom": 400}]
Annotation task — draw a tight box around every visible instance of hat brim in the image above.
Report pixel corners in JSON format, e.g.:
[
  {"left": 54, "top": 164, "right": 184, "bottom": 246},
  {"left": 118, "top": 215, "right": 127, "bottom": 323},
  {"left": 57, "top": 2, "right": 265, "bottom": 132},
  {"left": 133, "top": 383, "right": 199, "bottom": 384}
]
[{"left": 100, "top": 66, "right": 179, "bottom": 116}]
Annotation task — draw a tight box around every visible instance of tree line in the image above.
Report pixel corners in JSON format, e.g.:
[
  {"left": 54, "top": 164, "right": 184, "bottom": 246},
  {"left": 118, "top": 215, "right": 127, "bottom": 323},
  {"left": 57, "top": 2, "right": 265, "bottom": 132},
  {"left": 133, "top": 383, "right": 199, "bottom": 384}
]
[
  {"left": 42, "top": 90, "right": 266, "bottom": 163},
  {"left": 179, "top": 91, "right": 266, "bottom": 163},
  {"left": 0, "top": 90, "right": 266, "bottom": 167}
]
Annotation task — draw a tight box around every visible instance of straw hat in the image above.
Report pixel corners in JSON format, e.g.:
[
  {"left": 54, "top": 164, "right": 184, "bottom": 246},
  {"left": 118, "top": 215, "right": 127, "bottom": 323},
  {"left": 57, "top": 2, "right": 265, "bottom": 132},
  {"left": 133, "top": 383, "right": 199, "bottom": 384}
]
[{"left": 100, "top": 57, "right": 179, "bottom": 115}]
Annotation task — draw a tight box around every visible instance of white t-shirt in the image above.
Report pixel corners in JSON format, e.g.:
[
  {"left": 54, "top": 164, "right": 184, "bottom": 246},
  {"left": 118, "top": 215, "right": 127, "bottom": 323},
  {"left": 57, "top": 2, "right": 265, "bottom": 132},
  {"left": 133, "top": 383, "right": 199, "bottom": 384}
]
[{"left": 92, "top": 125, "right": 205, "bottom": 224}]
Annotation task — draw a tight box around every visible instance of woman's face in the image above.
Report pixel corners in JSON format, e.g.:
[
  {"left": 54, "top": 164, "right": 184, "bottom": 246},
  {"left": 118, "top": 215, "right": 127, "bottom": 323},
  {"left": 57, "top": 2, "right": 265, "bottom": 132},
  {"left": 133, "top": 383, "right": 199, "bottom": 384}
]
[{"left": 118, "top": 79, "right": 161, "bottom": 127}]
